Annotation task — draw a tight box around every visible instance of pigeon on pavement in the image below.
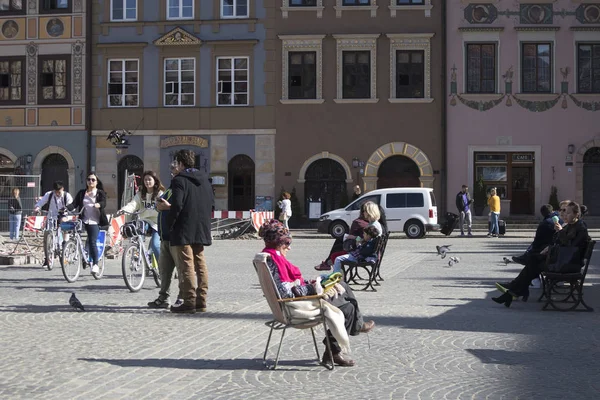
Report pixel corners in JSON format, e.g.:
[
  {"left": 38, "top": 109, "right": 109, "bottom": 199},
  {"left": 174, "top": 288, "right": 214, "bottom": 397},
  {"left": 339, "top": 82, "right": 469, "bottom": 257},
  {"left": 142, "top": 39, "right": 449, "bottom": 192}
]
[
  {"left": 69, "top": 293, "right": 85, "bottom": 311},
  {"left": 503, "top": 257, "right": 512, "bottom": 265},
  {"left": 447, "top": 259, "right": 455, "bottom": 267},
  {"left": 436, "top": 245, "right": 452, "bottom": 259},
  {"left": 450, "top": 256, "right": 460, "bottom": 263}
]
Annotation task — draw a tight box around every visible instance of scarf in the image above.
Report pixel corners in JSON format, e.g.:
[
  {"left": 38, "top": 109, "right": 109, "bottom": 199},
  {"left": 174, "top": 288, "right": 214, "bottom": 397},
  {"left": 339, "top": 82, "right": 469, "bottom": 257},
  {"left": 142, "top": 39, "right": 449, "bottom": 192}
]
[{"left": 262, "top": 248, "right": 304, "bottom": 284}]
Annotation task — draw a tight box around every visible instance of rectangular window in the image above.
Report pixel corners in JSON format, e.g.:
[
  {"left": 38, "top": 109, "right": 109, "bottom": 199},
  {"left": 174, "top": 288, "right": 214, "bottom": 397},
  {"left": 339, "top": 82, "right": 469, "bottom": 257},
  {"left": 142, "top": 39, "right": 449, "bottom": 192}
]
[
  {"left": 406, "top": 193, "right": 424, "bottom": 208},
  {"left": 476, "top": 166, "right": 507, "bottom": 182},
  {"left": 38, "top": 55, "right": 70, "bottom": 104},
  {"left": 111, "top": 0, "right": 137, "bottom": 21},
  {"left": 0, "top": 0, "right": 25, "bottom": 15},
  {"left": 386, "top": 193, "right": 406, "bottom": 208},
  {"left": 288, "top": 51, "right": 316, "bottom": 100},
  {"left": 40, "top": 0, "right": 70, "bottom": 13},
  {"left": 108, "top": 59, "right": 139, "bottom": 107},
  {"left": 164, "top": 58, "right": 195, "bottom": 106},
  {"left": 577, "top": 43, "right": 600, "bottom": 94},
  {"left": 221, "top": 0, "right": 248, "bottom": 18},
  {"left": 0, "top": 57, "right": 25, "bottom": 105},
  {"left": 289, "top": 0, "right": 317, "bottom": 6},
  {"left": 396, "top": 0, "right": 424, "bottom": 4},
  {"left": 466, "top": 43, "right": 496, "bottom": 93},
  {"left": 168, "top": 0, "right": 193, "bottom": 19},
  {"left": 342, "top": 0, "right": 370, "bottom": 5},
  {"left": 342, "top": 50, "right": 370, "bottom": 99},
  {"left": 396, "top": 50, "right": 424, "bottom": 98},
  {"left": 217, "top": 57, "right": 248, "bottom": 106},
  {"left": 521, "top": 43, "right": 552, "bottom": 93}
]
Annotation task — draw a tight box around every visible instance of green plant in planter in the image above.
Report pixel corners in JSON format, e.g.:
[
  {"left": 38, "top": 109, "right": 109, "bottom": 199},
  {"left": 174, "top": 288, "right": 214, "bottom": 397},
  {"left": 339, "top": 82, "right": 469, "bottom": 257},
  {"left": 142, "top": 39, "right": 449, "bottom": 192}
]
[
  {"left": 473, "top": 175, "right": 487, "bottom": 216},
  {"left": 549, "top": 185, "right": 560, "bottom": 211}
]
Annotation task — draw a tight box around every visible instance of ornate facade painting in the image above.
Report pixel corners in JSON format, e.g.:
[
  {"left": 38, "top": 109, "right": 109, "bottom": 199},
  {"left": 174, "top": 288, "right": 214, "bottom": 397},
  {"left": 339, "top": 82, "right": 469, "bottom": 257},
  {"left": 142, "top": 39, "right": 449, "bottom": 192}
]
[
  {"left": 46, "top": 18, "right": 64, "bottom": 37},
  {"left": 1, "top": 20, "right": 19, "bottom": 39},
  {"left": 464, "top": 4, "right": 498, "bottom": 24},
  {"left": 576, "top": 4, "right": 600, "bottom": 24},
  {"left": 519, "top": 4, "right": 553, "bottom": 24}
]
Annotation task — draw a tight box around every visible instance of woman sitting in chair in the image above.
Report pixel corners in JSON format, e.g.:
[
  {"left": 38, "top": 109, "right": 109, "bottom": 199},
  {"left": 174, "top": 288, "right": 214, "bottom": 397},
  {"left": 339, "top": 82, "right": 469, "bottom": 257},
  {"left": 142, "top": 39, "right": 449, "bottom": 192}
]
[
  {"left": 493, "top": 201, "right": 590, "bottom": 308},
  {"left": 259, "top": 219, "right": 375, "bottom": 367}
]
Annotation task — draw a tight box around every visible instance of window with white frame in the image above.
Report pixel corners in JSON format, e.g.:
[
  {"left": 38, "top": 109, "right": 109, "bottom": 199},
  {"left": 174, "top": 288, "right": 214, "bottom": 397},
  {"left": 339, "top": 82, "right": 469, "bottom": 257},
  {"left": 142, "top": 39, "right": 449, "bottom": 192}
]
[
  {"left": 334, "top": 34, "right": 379, "bottom": 102},
  {"left": 108, "top": 59, "right": 139, "bottom": 107},
  {"left": 279, "top": 35, "right": 324, "bottom": 103},
  {"left": 168, "top": 0, "right": 193, "bottom": 19},
  {"left": 217, "top": 57, "right": 248, "bottom": 106},
  {"left": 164, "top": 58, "right": 195, "bottom": 106},
  {"left": 221, "top": 0, "right": 248, "bottom": 18},
  {"left": 387, "top": 33, "right": 434, "bottom": 102},
  {"left": 111, "top": 0, "right": 137, "bottom": 21}
]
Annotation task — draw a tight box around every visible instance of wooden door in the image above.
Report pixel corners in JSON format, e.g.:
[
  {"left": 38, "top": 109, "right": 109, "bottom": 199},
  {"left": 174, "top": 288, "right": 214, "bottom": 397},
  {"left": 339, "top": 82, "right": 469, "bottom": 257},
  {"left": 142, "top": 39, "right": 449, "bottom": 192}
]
[{"left": 511, "top": 166, "right": 533, "bottom": 215}]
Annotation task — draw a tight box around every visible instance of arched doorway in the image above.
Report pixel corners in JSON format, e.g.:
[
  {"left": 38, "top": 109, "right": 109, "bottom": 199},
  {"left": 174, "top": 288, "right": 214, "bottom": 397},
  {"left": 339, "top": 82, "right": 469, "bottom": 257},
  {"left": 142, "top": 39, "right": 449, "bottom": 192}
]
[
  {"left": 117, "top": 155, "right": 144, "bottom": 208},
  {"left": 583, "top": 147, "right": 600, "bottom": 216},
  {"left": 0, "top": 154, "right": 14, "bottom": 174},
  {"left": 304, "top": 158, "right": 347, "bottom": 213},
  {"left": 41, "top": 154, "right": 69, "bottom": 194},
  {"left": 377, "top": 155, "right": 421, "bottom": 188},
  {"left": 228, "top": 154, "right": 254, "bottom": 211}
]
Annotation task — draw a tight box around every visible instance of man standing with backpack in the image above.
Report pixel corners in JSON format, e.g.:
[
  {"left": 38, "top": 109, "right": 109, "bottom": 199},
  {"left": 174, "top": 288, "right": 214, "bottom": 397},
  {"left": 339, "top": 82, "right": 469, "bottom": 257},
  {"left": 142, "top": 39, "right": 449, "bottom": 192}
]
[
  {"left": 455, "top": 184, "right": 473, "bottom": 236},
  {"left": 34, "top": 181, "right": 73, "bottom": 269}
]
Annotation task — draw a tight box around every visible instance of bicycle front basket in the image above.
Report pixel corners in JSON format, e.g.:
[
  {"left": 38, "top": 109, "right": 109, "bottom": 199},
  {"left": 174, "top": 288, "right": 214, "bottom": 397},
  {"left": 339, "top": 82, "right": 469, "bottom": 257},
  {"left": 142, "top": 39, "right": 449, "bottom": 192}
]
[
  {"left": 60, "top": 221, "right": 78, "bottom": 231},
  {"left": 121, "top": 222, "right": 140, "bottom": 239}
]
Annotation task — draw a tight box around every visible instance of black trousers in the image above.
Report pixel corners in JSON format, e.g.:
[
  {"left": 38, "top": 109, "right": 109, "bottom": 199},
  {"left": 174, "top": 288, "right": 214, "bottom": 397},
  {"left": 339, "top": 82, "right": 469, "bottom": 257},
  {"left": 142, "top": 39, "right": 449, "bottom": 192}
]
[
  {"left": 323, "top": 282, "right": 364, "bottom": 354},
  {"left": 509, "top": 253, "right": 545, "bottom": 296},
  {"left": 328, "top": 237, "right": 344, "bottom": 257}
]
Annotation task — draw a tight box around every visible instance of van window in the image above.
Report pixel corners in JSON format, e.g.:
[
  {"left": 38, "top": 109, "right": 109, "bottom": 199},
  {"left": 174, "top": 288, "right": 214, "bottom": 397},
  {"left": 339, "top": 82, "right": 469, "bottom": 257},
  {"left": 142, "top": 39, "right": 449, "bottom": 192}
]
[
  {"left": 406, "top": 193, "right": 424, "bottom": 208},
  {"left": 386, "top": 193, "right": 406, "bottom": 208},
  {"left": 346, "top": 195, "right": 380, "bottom": 211},
  {"left": 429, "top": 191, "right": 437, "bottom": 206}
]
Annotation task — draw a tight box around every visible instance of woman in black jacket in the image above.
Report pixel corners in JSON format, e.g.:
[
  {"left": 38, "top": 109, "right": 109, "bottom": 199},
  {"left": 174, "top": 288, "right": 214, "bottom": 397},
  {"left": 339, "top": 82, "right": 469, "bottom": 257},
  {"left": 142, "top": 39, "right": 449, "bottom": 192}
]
[
  {"left": 67, "top": 172, "right": 109, "bottom": 274},
  {"left": 493, "top": 201, "right": 590, "bottom": 308}
]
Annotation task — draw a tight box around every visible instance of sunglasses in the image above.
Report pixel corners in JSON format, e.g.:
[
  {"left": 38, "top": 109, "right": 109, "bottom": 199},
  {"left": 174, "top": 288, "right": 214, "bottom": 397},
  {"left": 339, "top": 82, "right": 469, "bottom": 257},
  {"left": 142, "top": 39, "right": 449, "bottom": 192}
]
[{"left": 87, "top": 178, "right": 96, "bottom": 182}]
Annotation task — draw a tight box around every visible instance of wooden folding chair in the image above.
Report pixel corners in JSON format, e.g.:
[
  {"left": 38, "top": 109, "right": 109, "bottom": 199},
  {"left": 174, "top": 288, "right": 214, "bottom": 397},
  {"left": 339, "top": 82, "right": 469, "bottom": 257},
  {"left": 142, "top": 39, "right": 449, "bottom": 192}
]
[{"left": 253, "top": 253, "right": 334, "bottom": 370}]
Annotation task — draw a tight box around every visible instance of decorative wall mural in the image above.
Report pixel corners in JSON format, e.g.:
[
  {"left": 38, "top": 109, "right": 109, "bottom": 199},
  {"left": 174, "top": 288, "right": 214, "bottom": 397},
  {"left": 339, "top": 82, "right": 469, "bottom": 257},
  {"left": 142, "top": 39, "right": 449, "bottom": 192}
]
[
  {"left": 576, "top": 4, "right": 600, "bottom": 24},
  {"left": 449, "top": 65, "right": 600, "bottom": 112},
  {"left": 46, "top": 18, "right": 64, "bottom": 37},
  {"left": 464, "top": 4, "right": 498, "bottom": 24},
  {"left": 1, "top": 20, "right": 19, "bottom": 39},
  {"left": 520, "top": 4, "right": 553, "bottom": 24}
]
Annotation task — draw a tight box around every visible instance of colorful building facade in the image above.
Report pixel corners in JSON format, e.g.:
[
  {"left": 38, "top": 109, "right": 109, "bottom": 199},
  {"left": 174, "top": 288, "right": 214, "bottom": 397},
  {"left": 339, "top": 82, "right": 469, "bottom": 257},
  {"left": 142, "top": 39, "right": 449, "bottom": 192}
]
[{"left": 447, "top": 1, "right": 600, "bottom": 216}]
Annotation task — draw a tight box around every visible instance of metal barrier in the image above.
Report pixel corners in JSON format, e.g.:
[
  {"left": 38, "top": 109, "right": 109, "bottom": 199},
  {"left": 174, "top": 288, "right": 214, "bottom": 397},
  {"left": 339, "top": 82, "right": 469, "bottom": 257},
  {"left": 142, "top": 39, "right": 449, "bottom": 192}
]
[
  {"left": 211, "top": 211, "right": 274, "bottom": 239},
  {"left": 0, "top": 174, "right": 41, "bottom": 234}
]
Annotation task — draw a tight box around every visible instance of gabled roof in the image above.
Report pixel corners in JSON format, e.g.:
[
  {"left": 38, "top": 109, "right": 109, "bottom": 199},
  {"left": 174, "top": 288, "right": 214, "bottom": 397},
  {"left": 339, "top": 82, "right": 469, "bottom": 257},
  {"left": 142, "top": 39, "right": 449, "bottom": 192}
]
[{"left": 153, "top": 27, "right": 201, "bottom": 46}]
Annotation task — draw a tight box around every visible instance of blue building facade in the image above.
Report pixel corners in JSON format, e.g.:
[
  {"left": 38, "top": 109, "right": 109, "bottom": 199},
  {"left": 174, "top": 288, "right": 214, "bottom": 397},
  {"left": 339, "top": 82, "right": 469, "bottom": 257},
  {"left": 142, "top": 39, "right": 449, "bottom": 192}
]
[{"left": 91, "top": 0, "right": 275, "bottom": 211}]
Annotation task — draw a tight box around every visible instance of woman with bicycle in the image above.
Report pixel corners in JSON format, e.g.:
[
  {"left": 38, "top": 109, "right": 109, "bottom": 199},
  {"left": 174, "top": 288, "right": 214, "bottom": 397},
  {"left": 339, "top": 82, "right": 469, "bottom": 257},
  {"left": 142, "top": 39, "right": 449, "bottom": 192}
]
[
  {"left": 117, "top": 171, "right": 165, "bottom": 261},
  {"left": 67, "top": 172, "right": 109, "bottom": 275}
]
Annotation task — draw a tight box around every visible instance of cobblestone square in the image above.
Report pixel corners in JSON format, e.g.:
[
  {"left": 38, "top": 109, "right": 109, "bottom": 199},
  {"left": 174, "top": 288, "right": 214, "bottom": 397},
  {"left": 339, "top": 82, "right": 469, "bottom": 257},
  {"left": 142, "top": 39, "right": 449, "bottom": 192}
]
[{"left": 1, "top": 233, "right": 599, "bottom": 399}]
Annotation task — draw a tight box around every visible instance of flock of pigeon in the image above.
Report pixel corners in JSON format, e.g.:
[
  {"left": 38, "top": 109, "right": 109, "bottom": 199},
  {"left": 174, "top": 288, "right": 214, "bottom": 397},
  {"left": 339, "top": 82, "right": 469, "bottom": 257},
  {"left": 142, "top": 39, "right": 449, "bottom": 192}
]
[{"left": 435, "top": 245, "right": 461, "bottom": 267}]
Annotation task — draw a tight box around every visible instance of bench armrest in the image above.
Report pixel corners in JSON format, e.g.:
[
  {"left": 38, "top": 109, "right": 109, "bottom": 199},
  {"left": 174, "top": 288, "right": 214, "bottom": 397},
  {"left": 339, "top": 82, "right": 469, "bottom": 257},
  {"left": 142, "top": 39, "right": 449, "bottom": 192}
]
[{"left": 278, "top": 294, "right": 325, "bottom": 303}]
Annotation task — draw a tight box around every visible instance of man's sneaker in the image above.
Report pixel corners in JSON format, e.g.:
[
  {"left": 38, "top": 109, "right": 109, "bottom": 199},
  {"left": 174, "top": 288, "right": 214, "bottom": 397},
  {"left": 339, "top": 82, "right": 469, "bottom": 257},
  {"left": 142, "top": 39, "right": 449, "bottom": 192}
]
[
  {"left": 468, "top": 232, "right": 473, "bottom": 236},
  {"left": 460, "top": 232, "right": 465, "bottom": 236},
  {"left": 314, "top": 261, "right": 331, "bottom": 271},
  {"left": 91, "top": 264, "right": 100, "bottom": 274},
  {"left": 148, "top": 298, "right": 169, "bottom": 309},
  {"left": 173, "top": 298, "right": 184, "bottom": 307},
  {"left": 170, "top": 303, "right": 196, "bottom": 314}
]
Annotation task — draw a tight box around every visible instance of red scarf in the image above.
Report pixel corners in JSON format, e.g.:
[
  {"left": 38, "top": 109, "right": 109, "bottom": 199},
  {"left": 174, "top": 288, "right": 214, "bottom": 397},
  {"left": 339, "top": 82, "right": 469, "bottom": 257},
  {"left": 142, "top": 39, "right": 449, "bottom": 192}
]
[{"left": 262, "top": 248, "right": 304, "bottom": 283}]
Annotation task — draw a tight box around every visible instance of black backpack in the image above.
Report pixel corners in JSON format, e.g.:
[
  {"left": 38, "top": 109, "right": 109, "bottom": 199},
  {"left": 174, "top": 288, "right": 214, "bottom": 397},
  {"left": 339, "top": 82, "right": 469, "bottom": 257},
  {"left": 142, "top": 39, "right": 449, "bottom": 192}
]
[{"left": 41, "top": 191, "right": 68, "bottom": 212}]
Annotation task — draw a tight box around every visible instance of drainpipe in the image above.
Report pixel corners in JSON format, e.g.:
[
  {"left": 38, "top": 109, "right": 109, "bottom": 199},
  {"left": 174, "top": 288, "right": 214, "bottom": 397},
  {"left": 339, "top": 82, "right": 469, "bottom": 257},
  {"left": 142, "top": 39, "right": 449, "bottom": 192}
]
[
  {"left": 440, "top": 0, "right": 448, "bottom": 215},
  {"left": 85, "top": 0, "right": 93, "bottom": 174}
]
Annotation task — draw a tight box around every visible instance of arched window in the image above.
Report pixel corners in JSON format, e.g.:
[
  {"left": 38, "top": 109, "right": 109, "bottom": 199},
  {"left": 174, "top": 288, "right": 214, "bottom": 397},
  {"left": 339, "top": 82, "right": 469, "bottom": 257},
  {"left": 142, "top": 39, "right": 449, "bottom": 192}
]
[
  {"left": 117, "top": 155, "right": 144, "bottom": 208},
  {"left": 304, "top": 159, "right": 346, "bottom": 213},
  {"left": 228, "top": 154, "right": 254, "bottom": 211},
  {"left": 377, "top": 155, "right": 421, "bottom": 189},
  {"left": 41, "top": 154, "right": 69, "bottom": 193}
]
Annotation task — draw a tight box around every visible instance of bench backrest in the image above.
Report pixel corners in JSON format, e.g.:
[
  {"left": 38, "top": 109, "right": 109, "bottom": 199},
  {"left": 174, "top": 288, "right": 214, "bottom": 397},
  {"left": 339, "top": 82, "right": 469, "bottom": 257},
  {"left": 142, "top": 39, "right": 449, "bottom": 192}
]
[
  {"left": 580, "top": 240, "right": 596, "bottom": 285},
  {"left": 377, "top": 232, "right": 391, "bottom": 266}
]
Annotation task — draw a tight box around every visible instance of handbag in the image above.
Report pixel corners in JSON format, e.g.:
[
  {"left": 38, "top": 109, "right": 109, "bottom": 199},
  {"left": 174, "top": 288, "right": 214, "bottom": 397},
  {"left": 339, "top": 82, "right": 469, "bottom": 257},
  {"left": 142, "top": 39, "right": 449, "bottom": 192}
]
[
  {"left": 545, "top": 245, "right": 581, "bottom": 273},
  {"left": 279, "top": 212, "right": 288, "bottom": 221}
]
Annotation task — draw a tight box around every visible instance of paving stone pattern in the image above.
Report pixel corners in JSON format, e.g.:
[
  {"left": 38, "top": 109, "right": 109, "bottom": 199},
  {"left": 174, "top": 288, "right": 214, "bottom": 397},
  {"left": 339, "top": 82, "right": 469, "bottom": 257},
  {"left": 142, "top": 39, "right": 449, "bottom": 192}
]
[{"left": 1, "top": 233, "right": 599, "bottom": 399}]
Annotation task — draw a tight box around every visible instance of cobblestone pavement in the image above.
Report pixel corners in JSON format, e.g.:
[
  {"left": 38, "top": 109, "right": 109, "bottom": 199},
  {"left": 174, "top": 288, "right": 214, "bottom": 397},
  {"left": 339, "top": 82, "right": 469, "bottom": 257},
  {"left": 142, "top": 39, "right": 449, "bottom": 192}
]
[{"left": 1, "top": 232, "right": 599, "bottom": 399}]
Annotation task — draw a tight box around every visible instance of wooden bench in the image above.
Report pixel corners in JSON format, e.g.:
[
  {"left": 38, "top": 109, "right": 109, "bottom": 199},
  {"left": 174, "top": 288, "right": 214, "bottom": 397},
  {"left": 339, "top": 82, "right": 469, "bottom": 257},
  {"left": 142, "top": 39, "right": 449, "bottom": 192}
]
[
  {"left": 539, "top": 240, "right": 596, "bottom": 312},
  {"left": 340, "top": 232, "right": 390, "bottom": 292}
]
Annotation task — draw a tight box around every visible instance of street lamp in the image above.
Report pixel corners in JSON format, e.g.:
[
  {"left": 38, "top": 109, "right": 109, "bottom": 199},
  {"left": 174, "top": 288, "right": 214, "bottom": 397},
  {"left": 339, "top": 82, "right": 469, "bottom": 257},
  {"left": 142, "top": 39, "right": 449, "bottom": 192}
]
[{"left": 352, "top": 157, "right": 365, "bottom": 184}]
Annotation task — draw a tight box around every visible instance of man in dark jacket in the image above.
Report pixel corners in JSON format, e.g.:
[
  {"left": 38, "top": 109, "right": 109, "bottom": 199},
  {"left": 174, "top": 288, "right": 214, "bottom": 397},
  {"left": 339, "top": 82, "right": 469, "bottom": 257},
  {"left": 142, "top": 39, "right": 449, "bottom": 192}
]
[
  {"left": 167, "top": 149, "right": 214, "bottom": 314},
  {"left": 512, "top": 204, "right": 561, "bottom": 265},
  {"left": 455, "top": 185, "right": 473, "bottom": 236}
]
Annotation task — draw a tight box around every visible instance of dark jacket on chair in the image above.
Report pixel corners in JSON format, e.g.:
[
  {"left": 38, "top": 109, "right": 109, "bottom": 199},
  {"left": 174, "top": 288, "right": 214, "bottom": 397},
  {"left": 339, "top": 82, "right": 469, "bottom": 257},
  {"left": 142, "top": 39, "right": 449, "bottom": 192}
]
[
  {"left": 167, "top": 168, "right": 214, "bottom": 247},
  {"left": 554, "top": 220, "right": 590, "bottom": 264}
]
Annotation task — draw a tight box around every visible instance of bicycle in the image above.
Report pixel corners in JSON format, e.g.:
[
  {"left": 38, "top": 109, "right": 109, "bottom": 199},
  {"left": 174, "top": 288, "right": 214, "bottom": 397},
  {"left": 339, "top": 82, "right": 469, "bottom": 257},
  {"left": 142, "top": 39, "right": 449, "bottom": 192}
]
[
  {"left": 39, "top": 211, "right": 61, "bottom": 271},
  {"left": 120, "top": 210, "right": 161, "bottom": 292},
  {"left": 59, "top": 212, "right": 107, "bottom": 283}
]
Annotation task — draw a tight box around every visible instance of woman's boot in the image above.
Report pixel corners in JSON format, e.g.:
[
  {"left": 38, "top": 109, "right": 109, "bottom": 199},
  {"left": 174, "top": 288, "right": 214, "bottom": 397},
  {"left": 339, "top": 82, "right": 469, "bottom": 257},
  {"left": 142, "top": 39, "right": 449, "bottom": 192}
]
[{"left": 492, "top": 292, "right": 513, "bottom": 308}]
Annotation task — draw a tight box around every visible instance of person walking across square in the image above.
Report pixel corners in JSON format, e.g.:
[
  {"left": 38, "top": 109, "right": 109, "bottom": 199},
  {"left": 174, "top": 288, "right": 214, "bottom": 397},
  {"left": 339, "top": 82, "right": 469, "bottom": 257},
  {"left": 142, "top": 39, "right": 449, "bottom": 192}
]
[
  {"left": 167, "top": 150, "right": 214, "bottom": 314},
  {"left": 456, "top": 184, "right": 473, "bottom": 236}
]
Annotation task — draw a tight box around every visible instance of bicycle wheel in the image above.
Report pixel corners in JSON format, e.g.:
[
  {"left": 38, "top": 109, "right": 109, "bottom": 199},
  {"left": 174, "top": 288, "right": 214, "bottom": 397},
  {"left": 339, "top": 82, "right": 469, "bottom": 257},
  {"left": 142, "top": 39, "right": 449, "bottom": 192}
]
[
  {"left": 44, "top": 231, "right": 55, "bottom": 271},
  {"left": 122, "top": 244, "right": 145, "bottom": 292},
  {"left": 61, "top": 241, "right": 81, "bottom": 283}
]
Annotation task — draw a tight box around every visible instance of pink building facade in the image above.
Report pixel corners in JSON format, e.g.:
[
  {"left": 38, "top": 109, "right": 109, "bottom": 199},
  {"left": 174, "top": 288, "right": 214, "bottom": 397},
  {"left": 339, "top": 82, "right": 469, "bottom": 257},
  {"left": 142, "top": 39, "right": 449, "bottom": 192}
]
[{"left": 446, "top": 1, "right": 600, "bottom": 216}]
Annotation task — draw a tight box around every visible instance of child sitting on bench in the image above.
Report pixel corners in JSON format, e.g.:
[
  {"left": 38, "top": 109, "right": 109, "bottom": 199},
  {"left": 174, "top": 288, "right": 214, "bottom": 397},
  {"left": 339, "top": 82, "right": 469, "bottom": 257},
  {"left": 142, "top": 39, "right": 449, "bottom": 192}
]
[{"left": 328, "top": 225, "right": 380, "bottom": 278}]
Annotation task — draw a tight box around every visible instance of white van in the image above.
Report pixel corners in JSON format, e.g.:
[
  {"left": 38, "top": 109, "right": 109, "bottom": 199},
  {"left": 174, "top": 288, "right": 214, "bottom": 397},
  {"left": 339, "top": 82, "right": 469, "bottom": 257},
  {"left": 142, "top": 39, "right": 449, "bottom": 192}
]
[{"left": 317, "top": 187, "right": 439, "bottom": 239}]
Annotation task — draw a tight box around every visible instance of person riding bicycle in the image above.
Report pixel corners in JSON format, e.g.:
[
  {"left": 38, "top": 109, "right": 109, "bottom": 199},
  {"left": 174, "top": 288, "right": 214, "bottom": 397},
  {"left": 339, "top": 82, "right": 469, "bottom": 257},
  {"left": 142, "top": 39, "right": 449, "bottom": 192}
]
[
  {"left": 34, "top": 181, "right": 73, "bottom": 268},
  {"left": 117, "top": 171, "right": 165, "bottom": 262}
]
